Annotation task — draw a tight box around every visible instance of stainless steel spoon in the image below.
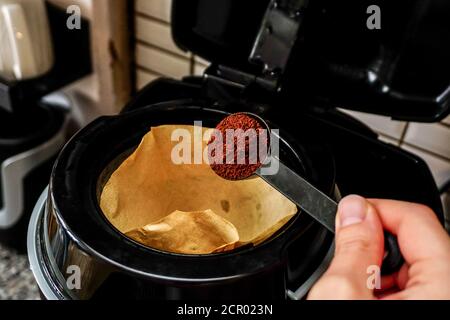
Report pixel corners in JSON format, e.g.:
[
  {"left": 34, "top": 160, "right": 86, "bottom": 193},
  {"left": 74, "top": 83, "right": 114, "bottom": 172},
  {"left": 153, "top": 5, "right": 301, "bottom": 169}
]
[{"left": 243, "top": 112, "right": 404, "bottom": 274}]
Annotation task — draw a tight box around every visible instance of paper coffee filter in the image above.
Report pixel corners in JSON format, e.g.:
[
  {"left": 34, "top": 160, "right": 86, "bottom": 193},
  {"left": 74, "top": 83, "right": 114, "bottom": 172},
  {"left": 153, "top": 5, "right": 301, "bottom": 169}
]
[
  {"left": 100, "top": 125, "right": 298, "bottom": 254},
  {"left": 125, "top": 210, "right": 239, "bottom": 254}
]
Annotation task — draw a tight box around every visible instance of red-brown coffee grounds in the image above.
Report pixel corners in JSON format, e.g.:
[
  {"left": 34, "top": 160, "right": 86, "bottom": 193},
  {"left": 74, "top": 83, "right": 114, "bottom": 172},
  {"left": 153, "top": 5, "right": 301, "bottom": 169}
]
[{"left": 208, "top": 113, "right": 269, "bottom": 180}]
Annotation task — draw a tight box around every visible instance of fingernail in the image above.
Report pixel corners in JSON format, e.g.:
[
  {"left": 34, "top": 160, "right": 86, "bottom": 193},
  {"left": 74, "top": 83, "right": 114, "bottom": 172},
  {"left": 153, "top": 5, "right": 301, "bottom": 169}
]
[{"left": 338, "top": 195, "right": 368, "bottom": 228}]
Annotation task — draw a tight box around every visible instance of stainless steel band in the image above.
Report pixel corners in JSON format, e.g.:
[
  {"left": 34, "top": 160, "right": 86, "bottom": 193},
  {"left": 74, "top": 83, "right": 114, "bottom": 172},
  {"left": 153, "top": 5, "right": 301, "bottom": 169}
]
[{"left": 0, "top": 118, "right": 67, "bottom": 228}]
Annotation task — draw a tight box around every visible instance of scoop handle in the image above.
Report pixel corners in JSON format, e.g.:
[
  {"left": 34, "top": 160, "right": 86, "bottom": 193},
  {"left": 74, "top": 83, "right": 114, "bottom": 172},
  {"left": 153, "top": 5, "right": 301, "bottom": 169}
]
[{"left": 258, "top": 157, "right": 405, "bottom": 275}]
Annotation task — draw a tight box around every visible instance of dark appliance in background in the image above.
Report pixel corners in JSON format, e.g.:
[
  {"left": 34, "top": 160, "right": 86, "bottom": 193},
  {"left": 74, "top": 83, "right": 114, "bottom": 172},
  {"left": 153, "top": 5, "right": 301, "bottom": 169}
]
[
  {"left": 0, "top": 3, "right": 91, "bottom": 251},
  {"left": 28, "top": 0, "right": 450, "bottom": 299}
]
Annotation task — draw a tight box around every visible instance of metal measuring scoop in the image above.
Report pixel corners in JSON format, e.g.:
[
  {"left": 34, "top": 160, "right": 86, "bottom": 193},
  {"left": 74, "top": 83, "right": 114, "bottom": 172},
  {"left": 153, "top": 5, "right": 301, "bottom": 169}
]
[{"left": 212, "top": 112, "right": 403, "bottom": 275}]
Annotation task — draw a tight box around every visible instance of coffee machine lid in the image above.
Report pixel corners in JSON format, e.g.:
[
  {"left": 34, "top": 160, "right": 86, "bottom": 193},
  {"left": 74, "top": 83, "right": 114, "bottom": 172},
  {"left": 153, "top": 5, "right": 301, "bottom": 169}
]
[{"left": 172, "top": 0, "right": 450, "bottom": 122}]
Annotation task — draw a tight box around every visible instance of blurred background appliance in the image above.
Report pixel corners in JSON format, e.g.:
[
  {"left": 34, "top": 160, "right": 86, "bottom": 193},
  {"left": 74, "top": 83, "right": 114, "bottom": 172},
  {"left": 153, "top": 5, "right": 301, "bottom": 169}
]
[
  {"left": 0, "top": 0, "right": 91, "bottom": 251},
  {"left": 0, "top": 0, "right": 54, "bottom": 81}
]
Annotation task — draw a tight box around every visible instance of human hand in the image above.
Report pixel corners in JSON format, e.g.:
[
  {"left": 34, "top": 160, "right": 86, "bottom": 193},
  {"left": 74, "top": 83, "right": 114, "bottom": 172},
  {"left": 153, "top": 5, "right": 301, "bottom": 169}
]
[{"left": 308, "top": 195, "right": 450, "bottom": 300}]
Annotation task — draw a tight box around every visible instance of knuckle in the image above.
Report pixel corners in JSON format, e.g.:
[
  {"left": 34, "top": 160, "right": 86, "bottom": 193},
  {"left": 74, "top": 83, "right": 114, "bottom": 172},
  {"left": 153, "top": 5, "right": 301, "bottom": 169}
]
[{"left": 336, "top": 231, "right": 372, "bottom": 254}]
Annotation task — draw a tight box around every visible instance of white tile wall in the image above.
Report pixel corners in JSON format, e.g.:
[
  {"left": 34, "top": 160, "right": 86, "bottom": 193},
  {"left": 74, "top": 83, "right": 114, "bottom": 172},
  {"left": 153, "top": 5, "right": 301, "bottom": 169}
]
[
  {"left": 136, "top": 44, "right": 190, "bottom": 79},
  {"left": 194, "top": 63, "right": 207, "bottom": 76},
  {"left": 195, "top": 56, "right": 210, "bottom": 67},
  {"left": 443, "top": 116, "right": 450, "bottom": 127},
  {"left": 378, "top": 134, "right": 400, "bottom": 146},
  {"left": 136, "top": 70, "right": 159, "bottom": 90},
  {"left": 194, "top": 56, "right": 209, "bottom": 76},
  {"left": 133, "top": 0, "right": 212, "bottom": 89},
  {"left": 340, "top": 110, "right": 407, "bottom": 140},
  {"left": 404, "top": 123, "right": 450, "bottom": 160},
  {"left": 136, "top": 0, "right": 172, "bottom": 23},
  {"left": 135, "top": 16, "right": 189, "bottom": 57}
]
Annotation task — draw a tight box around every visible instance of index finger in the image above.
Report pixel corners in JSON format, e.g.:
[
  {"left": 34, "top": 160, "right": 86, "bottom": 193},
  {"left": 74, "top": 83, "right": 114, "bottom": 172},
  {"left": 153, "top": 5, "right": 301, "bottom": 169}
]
[{"left": 368, "top": 199, "right": 450, "bottom": 265}]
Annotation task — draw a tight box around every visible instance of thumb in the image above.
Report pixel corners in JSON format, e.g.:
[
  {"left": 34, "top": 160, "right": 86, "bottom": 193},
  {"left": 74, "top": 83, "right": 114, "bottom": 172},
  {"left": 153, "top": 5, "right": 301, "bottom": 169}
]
[{"left": 308, "top": 195, "right": 385, "bottom": 300}]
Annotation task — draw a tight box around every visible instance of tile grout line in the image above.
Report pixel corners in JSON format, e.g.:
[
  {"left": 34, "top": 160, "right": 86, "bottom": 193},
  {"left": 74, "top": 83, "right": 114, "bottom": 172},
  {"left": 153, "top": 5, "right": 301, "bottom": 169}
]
[
  {"left": 135, "top": 11, "right": 170, "bottom": 26},
  {"left": 189, "top": 55, "right": 196, "bottom": 76},
  {"left": 135, "top": 65, "right": 166, "bottom": 77},
  {"left": 401, "top": 141, "right": 450, "bottom": 163},
  {"left": 136, "top": 39, "right": 190, "bottom": 61},
  {"left": 377, "top": 133, "right": 401, "bottom": 146},
  {"left": 399, "top": 121, "right": 410, "bottom": 145}
]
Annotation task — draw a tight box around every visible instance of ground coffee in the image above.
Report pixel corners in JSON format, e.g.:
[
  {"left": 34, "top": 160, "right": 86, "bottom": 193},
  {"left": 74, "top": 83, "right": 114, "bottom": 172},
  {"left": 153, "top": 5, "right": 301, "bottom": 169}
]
[{"left": 208, "top": 113, "right": 269, "bottom": 180}]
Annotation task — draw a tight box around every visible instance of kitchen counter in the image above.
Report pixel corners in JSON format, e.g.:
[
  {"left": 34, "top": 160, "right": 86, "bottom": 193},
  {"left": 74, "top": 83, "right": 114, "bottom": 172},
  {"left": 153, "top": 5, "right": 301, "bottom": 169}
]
[{"left": 0, "top": 243, "right": 40, "bottom": 300}]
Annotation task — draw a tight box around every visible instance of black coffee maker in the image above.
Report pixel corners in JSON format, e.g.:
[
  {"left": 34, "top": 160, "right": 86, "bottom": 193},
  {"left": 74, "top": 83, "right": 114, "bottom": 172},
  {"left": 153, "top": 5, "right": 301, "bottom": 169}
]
[
  {"left": 28, "top": 0, "right": 450, "bottom": 300},
  {"left": 0, "top": 3, "right": 91, "bottom": 251},
  {"left": 171, "top": 0, "right": 450, "bottom": 121}
]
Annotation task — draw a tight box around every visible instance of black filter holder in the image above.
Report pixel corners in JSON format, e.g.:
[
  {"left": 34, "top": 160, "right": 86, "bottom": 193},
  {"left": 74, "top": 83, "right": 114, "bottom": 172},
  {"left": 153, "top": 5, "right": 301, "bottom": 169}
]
[
  {"left": 172, "top": 0, "right": 450, "bottom": 122},
  {"left": 0, "top": 2, "right": 91, "bottom": 113}
]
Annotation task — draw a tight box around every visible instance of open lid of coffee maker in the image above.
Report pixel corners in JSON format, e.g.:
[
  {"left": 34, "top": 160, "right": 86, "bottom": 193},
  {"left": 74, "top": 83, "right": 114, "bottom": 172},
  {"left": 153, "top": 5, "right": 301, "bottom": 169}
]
[{"left": 172, "top": 0, "right": 450, "bottom": 122}]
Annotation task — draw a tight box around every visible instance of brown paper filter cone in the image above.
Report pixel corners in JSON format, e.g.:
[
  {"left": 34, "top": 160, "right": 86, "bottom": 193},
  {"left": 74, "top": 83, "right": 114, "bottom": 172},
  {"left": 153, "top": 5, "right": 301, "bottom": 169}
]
[
  {"left": 126, "top": 210, "right": 239, "bottom": 254},
  {"left": 100, "top": 125, "right": 298, "bottom": 254}
]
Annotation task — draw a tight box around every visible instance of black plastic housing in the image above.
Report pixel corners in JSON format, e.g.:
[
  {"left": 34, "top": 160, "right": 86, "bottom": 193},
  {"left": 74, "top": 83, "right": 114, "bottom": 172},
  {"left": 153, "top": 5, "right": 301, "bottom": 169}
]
[
  {"left": 45, "top": 99, "right": 336, "bottom": 299},
  {"left": 78, "top": 78, "right": 443, "bottom": 299},
  {"left": 0, "top": 105, "right": 65, "bottom": 252},
  {"left": 172, "top": 0, "right": 450, "bottom": 122}
]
